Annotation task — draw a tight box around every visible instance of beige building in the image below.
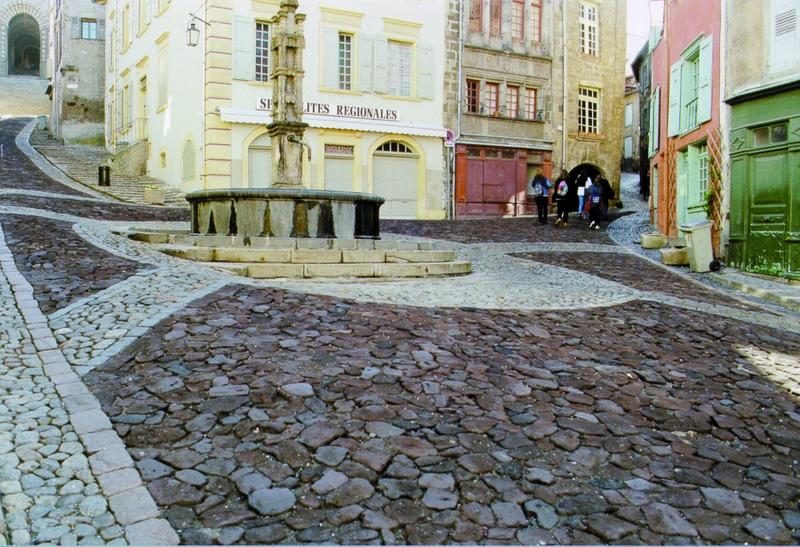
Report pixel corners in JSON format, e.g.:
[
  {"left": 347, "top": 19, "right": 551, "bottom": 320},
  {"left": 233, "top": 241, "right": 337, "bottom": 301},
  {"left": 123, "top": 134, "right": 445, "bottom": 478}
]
[
  {"left": 49, "top": 0, "right": 106, "bottom": 143},
  {"left": 101, "top": 0, "right": 448, "bottom": 220},
  {"left": 447, "top": 0, "right": 627, "bottom": 217},
  {"left": 622, "top": 74, "right": 640, "bottom": 172}
]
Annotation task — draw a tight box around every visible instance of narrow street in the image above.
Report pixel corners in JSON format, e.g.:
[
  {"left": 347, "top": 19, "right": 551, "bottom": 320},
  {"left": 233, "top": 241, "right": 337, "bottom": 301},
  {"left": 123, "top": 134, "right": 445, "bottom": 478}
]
[{"left": 1, "top": 116, "right": 800, "bottom": 544}]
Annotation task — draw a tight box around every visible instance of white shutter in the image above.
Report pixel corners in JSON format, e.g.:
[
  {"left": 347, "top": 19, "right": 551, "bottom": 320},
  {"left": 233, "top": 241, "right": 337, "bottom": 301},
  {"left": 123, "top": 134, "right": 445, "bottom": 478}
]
[
  {"left": 133, "top": 0, "right": 139, "bottom": 35},
  {"left": 358, "top": 34, "right": 373, "bottom": 92},
  {"left": 72, "top": 17, "right": 81, "bottom": 39},
  {"left": 771, "top": 0, "right": 799, "bottom": 72},
  {"left": 667, "top": 62, "right": 681, "bottom": 137},
  {"left": 98, "top": 19, "right": 105, "bottom": 41},
  {"left": 233, "top": 16, "right": 255, "bottom": 80},
  {"left": 373, "top": 35, "right": 388, "bottom": 94},
  {"left": 323, "top": 28, "right": 339, "bottom": 89},
  {"left": 697, "top": 36, "right": 713, "bottom": 124},
  {"left": 417, "top": 43, "right": 435, "bottom": 100}
]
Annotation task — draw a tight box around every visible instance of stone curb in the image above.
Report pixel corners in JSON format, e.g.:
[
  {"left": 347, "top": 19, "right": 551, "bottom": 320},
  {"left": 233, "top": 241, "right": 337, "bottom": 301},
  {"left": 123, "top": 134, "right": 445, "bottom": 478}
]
[
  {"left": 14, "top": 119, "right": 115, "bottom": 202},
  {"left": 0, "top": 188, "right": 106, "bottom": 203},
  {"left": 0, "top": 225, "right": 179, "bottom": 545},
  {"left": 709, "top": 274, "right": 800, "bottom": 314}
]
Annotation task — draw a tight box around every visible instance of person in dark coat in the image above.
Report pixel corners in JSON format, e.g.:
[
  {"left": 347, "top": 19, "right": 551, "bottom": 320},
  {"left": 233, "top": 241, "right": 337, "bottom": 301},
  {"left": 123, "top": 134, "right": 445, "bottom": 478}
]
[
  {"left": 553, "top": 169, "right": 571, "bottom": 227},
  {"left": 599, "top": 177, "right": 615, "bottom": 220}
]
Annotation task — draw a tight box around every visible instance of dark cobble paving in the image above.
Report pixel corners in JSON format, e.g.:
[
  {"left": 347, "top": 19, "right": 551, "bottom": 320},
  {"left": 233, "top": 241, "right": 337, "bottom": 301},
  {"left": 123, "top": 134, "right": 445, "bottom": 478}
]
[
  {"left": 1, "top": 213, "right": 144, "bottom": 313},
  {"left": 0, "top": 194, "right": 189, "bottom": 222},
  {"left": 382, "top": 215, "right": 620, "bottom": 244},
  {"left": 0, "top": 118, "right": 87, "bottom": 196},
  {"left": 515, "top": 252, "right": 763, "bottom": 312},
  {"left": 84, "top": 285, "right": 800, "bottom": 545}
]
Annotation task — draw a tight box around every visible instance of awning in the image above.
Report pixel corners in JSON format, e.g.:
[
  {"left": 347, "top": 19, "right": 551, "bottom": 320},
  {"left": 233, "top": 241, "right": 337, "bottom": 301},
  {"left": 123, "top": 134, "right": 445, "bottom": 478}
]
[{"left": 218, "top": 107, "right": 447, "bottom": 139}]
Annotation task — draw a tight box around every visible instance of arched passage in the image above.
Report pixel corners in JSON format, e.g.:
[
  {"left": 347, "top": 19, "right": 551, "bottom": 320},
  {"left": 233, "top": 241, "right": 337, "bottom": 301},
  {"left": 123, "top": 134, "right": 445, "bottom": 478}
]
[
  {"left": 567, "top": 163, "right": 604, "bottom": 186},
  {"left": 7, "top": 13, "right": 40, "bottom": 76}
]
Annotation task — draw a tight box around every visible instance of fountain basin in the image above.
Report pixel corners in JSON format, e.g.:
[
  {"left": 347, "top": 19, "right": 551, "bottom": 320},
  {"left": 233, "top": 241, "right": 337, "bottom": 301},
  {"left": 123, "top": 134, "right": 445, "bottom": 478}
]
[{"left": 186, "top": 188, "right": 384, "bottom": 239}]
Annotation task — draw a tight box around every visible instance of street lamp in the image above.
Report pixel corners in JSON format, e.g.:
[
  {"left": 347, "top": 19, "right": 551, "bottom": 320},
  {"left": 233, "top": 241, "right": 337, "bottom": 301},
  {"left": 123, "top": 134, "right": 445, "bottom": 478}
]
[{"left": 186, "top": 14, "right": 209, "bottom": 47}]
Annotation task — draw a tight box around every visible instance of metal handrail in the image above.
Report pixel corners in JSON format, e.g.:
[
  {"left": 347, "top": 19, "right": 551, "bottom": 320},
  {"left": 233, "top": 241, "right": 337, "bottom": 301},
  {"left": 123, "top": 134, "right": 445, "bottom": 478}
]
[{"left": 110, "top": 117, "right": 148, "bottom": 148}]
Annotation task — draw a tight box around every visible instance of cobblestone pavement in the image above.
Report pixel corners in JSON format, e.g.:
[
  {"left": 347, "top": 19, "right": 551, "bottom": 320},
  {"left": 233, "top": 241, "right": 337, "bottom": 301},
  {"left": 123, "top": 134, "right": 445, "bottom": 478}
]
[{"left": 1, "top": 117, "right": 800, "bottom": 545}]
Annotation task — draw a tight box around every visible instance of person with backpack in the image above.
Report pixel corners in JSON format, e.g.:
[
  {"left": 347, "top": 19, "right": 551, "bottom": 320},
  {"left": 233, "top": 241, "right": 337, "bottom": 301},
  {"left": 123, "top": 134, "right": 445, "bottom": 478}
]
[
  {"left": 588, "top": 182, "right": 603, "bottom": 230},
  {"left": 575, "top": 169, "right": 591, "bottom": 220},
  {"left": 530, "top": 171, "right": 552, "bottom": 225},
  {"left": 553, "top": 169, "right": 571, "bottom": 227},
  {"left": 600, "top": 177, "right": 615, "bottom": 220}
]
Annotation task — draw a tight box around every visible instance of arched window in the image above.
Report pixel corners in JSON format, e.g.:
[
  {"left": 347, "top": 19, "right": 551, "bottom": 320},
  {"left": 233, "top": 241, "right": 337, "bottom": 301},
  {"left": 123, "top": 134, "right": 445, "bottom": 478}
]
[
  {"left": 376, "top": 141, "right": 415, "bottom": 154},
  {"left": 182, "top": 140, "right": 196, "bottom": 182}
]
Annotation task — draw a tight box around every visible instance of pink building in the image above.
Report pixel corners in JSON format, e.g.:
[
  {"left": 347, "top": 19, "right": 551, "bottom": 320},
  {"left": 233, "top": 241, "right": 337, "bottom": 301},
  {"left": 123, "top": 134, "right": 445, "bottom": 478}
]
[{"left": 648, "top": 0, "right": 723, "bottom": 252}]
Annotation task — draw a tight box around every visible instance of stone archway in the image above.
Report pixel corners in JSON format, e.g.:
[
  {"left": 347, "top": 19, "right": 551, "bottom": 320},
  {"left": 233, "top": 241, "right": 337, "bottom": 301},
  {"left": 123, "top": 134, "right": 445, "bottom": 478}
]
[
  {"left": 567, "top": 162, "right": 604, "bottom": 186},
  {"left": 0, "top": 2, "right": 48, "bottom": 77}
]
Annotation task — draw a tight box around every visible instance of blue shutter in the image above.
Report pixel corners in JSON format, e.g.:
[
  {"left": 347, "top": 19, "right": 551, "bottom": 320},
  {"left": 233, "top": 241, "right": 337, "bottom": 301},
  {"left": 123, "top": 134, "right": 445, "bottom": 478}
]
[
  {"left": 667, "top": 62, "right": 681, "bottom": 136},
  {"left": 697, "top": 36, "right": 713, "bottom": 124}
]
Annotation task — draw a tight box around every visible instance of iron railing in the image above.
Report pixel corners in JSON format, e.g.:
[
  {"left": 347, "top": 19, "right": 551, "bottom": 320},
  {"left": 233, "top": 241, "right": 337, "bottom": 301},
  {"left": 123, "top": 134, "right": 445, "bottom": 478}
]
[{"left": 110, "top": 117, "right": 148, "bottom": 149}]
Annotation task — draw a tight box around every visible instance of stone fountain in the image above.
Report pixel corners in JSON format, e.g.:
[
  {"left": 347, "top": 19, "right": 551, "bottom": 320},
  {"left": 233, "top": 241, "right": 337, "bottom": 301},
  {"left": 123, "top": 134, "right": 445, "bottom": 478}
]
[{"left": 185, "top": 0, "right": 383, "bottom": 239}]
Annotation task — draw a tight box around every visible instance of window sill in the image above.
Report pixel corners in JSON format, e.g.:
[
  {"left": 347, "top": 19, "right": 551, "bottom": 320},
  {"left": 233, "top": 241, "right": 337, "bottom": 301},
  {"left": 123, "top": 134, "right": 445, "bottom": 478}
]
[
  {"left": 466, "top": 112, "right": 545, "bottom": 123},
  {"left": 247, "top": 80, "right": 272, "bottom": 87},
  {"left": 319, "top": 87, "right": 363, "bottom": 96},
  {"left": 571, "top": 131, "right": 605, "bottom": 141},
  {"left": 380, "top": 94, "right": 422, "bottom": 102}
]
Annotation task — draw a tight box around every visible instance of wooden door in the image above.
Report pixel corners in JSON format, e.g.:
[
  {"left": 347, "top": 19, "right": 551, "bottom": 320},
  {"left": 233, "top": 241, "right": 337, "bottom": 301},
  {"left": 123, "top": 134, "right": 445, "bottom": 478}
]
[{"left": 745, "top": 150, "right": 788, "bottom": 274}]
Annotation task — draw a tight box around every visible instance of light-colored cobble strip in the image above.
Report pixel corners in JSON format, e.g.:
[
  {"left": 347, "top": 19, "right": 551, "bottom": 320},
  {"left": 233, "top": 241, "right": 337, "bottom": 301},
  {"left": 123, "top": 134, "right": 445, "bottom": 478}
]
[
  {"left": 14, "top": 119, "right": 115, "bottom": 202},
  {"left": 0, "top": 225, "right": 178, "bottom": 546},
  {"left": 50, "top": 268, "right": 228, "bottom": 375},
  {"left": 0, "top": 189, "right": 106, "bottom": 202}
]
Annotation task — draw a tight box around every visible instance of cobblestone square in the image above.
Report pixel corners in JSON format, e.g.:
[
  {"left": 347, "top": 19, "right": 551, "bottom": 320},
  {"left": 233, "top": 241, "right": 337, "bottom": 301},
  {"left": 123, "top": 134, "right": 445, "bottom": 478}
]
[{"left": 1, "top": 117, "right": 800, "bottom": 545}]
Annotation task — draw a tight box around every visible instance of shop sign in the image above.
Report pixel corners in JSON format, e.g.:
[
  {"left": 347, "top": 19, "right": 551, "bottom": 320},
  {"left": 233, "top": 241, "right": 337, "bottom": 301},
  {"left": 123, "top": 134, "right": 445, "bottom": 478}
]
[{"left": 256, "top": 99, "right": 399, "bottom": 121}]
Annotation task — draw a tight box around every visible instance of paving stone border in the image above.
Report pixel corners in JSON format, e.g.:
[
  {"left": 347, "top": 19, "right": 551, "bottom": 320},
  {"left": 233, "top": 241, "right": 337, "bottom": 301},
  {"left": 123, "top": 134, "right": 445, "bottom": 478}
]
[{"left": 0, "top": 225, "right": 178, "bottom": 545}]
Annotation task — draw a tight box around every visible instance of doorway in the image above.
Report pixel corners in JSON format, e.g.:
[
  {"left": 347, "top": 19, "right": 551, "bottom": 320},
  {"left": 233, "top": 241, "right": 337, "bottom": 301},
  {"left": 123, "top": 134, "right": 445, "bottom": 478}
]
[{"left": 7, "top": 13, "right": 40, "bottom": 76}]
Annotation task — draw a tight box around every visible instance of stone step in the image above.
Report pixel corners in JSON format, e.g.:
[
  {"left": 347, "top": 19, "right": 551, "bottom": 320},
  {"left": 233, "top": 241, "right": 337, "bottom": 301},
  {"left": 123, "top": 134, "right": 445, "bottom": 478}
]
[
  {"left": 158, "top": 245, "right": 457, "bottom": 264},
  {"left": 203, "top": 261, "right": 472, "bottom": 279}
]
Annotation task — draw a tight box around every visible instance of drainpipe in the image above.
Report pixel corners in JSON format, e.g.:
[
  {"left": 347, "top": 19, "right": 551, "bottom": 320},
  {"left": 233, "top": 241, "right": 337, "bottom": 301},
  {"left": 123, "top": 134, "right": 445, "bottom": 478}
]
[
  {"left": 561, "top": 0, "right": 567, "bottom": 170},
  {"left": 451, "top": 0, "right": 465, "bottom": 220}
]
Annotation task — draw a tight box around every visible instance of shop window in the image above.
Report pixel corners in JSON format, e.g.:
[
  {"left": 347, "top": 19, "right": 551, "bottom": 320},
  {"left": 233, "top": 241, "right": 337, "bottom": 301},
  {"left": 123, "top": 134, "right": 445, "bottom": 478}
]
[
  {"left": 466, "top": 79, "right": 480, "bottom": 113},
  {"left": 255, "top": 22, "right": 269, "bottom": 82},
  {"left": 377, "top": 141, "right": 414, "bottom": 154}
]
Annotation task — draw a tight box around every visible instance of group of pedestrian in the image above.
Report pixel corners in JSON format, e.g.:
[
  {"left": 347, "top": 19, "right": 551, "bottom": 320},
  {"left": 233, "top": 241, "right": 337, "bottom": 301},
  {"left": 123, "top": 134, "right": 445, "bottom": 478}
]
[{"left": 532, "top": 168, "right": 615, "bottom": 230}]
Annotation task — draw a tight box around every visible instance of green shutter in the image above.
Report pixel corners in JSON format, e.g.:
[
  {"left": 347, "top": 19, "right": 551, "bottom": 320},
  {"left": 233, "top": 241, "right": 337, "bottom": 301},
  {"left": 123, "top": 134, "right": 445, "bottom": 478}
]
[
  {"left": 323, "top": 28, "right": 339, "bottom": 89},
  {"left": 358, "top": 35, "right": 373, "bottom": 92},
  {"left": 667, "top": 62, "right": 681, "bottom": 136},
  {"left": 652, "top": 86, "right": 660, "bottom": 154},
  {"left": 697, "top": 36, "right": 713, "bottom": 124},
  {"left": 676, "top": 150, "right": 688, "bottom": 227},
  {"left": 373, "top": 36, "right": 388, "bottom": 94},
  {"left": 647, "top": 94, "right": 654, "bottom": 156},
  {"left": 417, "top": 44, "right": 435, "bottom": 100},
  {"left": 233, "top": 16, "right": 255, "bottom": 80}
]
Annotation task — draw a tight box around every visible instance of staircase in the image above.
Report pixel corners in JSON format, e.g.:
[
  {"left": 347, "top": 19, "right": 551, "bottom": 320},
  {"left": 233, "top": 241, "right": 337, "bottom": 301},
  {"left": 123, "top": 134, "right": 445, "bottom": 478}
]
[
  {"left": 30, "top": 129, "right": 187, "bottom": 207},
  {"left": 0, "top": 76, "right": 49, "bottom": 116}
]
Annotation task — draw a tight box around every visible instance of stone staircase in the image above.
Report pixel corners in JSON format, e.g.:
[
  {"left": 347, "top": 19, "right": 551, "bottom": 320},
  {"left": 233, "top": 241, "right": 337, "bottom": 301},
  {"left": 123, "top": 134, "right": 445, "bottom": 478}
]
[
  {"left": 120, "top": 229, "right": 472, "bottom": 279},
  {"left": 0, "top": 76, "right": 49, "bottom": 116},
  {"left": 30, "top": 129, "right": 187, "bottom": 207}
]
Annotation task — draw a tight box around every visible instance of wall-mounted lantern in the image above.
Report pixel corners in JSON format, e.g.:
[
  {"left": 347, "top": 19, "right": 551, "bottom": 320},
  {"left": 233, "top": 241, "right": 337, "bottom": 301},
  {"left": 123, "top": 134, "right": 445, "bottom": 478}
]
[{"left": 186, "top": 15, "right": 209, "bottom": 47}]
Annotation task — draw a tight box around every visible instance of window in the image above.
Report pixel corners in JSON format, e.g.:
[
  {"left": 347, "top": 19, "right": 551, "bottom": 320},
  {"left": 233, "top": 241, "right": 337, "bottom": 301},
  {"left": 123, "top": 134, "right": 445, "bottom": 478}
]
[
  {"left": 753, "top": 122, "right": 789, "bottom": 146},
  {"left": 580, "top": 3, "right": 598, "bottom": 56},
  {"left": 507, "top": 85, "right": 519, "bottom": 118},
  {"left": 525, "top": 88, "right": 537, "bottom": 119},
  {"left": 511, "top": 0, "right": 525, "bottom": 40},
  {"left": 377, "top": 141, "right": 414, "bottom": 154},
  {"left": 697, "top": 144, "right": 709, "bottom": 198},
  {"left": 122, "top": 5, "right": 131, "bottom": 47},
  {"left": 624, "top": 136, "right": 633, "bottom": 158},
  {"left": 486, "top": 82, "right": 499, "bottom": 115},
  {"left": 466, "top": 79, "right": 480, "bottom": 113},
  {"left": 530, "top": 0, "right": 542, "bottom": 42},
  {"left": 137, "top": 0, "right": 148, "bottom": 32},
  {"left": 387, "top": 41, "right": 412, "bottom": 96},
  {"left": 255, "top": 22, "right": 269, "bottom": 82},
  {"left": 338, "top": 33, "right": 352, "bottom": 90},
  {"left": 624, "top": 103, "right": 633, "bottom": 127},
  {"left": 81, "top": 19, "right": 97, "bottom": 40},
  {"left": 578, "top": 87, "right": 600, "bottom": 133},
  {"left": 490, "top": 0, "right": 502, "bottom": 37},
  {"left": 469, "top": 0, "right": 482, "bottom": 33},
  {"left": 668, "top": 36, "right": 712, "bottom": 136}
]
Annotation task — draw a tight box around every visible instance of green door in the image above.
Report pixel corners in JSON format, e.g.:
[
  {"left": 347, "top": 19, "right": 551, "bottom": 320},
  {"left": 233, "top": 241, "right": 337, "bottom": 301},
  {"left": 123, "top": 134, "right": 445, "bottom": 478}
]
[{"left": 745, "top": 150, "right": 788, "bottom": 275}]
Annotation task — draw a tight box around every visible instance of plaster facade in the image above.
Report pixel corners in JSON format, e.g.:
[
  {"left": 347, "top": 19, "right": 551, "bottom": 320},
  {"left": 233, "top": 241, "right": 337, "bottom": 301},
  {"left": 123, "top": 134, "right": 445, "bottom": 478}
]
[
  {"left": 622, "top": 75, "right": 640, "bottom": 172},
  {"left": 0, "top": 0, "right": 49, "bottom": 77},
  {"left": 49, "top": 0, "right": 105, "bottom": 143},
  {"left": 102, "top": 0, "right": 448, "bottom": 220}
]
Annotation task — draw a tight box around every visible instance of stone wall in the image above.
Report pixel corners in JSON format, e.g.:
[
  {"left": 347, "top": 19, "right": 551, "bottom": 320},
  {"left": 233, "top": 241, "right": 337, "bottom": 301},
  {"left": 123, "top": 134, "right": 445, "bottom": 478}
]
[{"left": 109, "top": 140, "right": 148, "bottom": 177}]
